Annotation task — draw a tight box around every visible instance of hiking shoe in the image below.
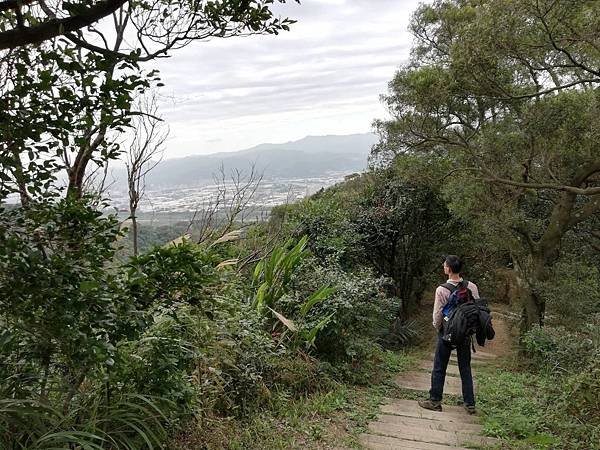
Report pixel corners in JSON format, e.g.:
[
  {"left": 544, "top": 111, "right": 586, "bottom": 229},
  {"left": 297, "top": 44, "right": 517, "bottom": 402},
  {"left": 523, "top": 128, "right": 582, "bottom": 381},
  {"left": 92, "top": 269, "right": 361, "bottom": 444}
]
[
  {"left": 464, "top": 404, "right": 476, "bottom": 415},
  {"left": 418, "top": 399, "right": 442, "bottom": 412}
]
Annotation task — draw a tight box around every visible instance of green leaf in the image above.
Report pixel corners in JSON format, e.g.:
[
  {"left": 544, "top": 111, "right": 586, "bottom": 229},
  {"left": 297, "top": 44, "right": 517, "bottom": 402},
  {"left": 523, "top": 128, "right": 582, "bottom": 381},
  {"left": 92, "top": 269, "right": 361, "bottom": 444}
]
[
  {"left": 304, "top": 313, "right": 335, "bottom": 347},
  {"left": 253, "top": 259, "right": 264, "bottom": 282},
  {"left": 300, "top": 286, "right": 336, "bottom": 317},
  {"left": 254, "top": 283, "right": 269, "bottom": 311},
  {"left": 79, "top": 280, "right": 99, "bottom": 293}
]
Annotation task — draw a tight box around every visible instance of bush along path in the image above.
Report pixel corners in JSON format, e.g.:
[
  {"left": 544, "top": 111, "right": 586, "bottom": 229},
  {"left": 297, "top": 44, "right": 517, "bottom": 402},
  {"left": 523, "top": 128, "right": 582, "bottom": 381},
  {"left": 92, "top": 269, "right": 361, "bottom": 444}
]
[{"left": 358, "top": 323, "right": 509, "bottom": 449}]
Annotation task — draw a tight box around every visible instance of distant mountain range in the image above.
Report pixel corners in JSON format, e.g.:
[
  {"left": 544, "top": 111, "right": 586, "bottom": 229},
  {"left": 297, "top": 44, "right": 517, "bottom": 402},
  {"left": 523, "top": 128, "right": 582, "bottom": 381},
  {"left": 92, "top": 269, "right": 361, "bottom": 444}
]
[{"left": 118, "top": 133, "right": 377, "bottom": 189}]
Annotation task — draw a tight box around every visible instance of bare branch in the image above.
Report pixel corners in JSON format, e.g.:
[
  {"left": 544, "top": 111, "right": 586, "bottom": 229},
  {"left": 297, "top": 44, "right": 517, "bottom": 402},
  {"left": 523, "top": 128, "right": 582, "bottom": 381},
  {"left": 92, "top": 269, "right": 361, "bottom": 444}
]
[{"left": 126, "top": 93, "right": 167, "bottom": 256}]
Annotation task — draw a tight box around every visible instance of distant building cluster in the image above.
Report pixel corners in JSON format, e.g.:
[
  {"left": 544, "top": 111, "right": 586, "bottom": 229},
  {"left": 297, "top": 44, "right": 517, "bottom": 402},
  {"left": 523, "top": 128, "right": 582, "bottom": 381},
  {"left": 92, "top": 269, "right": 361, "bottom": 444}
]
[{"left": 110, "top": 172, "right": 349, "bottom": 217}]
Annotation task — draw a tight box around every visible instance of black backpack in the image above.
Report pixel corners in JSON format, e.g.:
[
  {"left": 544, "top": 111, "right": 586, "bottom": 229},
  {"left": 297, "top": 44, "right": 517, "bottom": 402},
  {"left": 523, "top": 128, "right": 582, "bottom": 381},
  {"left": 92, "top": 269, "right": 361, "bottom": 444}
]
[{"left": 440, "top": 281, "right": 495, "bottom": 349}]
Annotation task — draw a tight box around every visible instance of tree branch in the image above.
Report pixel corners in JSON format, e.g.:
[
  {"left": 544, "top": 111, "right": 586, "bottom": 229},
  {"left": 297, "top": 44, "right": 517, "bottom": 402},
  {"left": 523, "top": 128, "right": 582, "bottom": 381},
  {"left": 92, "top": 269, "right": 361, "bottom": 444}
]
[
  {"left": 568, "top": 195, "right": 600, "bottom": 228},
  {"left": 484, "top": 177, "right": 600, "bottom": 196},
  {"left": 491, "top": 78, "right": 600, "bottom": 100},
  {"left": 509, "top": 224, "right": 537, "bottom": 253},
  {"left": 0, "top": 0, "right": 128, "bottom": 50},
  {"left": 536, "top": 2, "right": 600, "bottom": 79}
]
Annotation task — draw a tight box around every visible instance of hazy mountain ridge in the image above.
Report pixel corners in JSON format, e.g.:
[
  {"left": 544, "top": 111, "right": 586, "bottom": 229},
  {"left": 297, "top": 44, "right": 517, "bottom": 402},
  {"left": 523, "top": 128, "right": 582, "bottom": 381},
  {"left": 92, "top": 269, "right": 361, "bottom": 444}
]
[{"left": 138, "top": 133, "right": 377, "bottom": 188}]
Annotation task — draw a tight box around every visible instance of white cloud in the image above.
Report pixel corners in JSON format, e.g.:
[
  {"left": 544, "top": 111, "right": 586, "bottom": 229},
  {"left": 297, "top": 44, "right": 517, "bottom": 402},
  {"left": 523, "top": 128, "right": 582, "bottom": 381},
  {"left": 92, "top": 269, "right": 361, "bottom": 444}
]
[{"left": 153, "top": 0, "right": 424, "bottom": 158}]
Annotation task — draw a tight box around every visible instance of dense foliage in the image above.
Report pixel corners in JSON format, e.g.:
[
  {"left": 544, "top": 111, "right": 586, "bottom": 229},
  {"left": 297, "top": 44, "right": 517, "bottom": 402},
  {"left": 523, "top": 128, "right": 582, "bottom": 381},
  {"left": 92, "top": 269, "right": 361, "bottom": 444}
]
[
  {"left": 373, "top": 0, "right": 600, "bottom": 330},
  {"left": 367, "top": 2, "right": 599, "bottom": 448},
  {"left": 0, "top": 187, "right": 422, "bottom": 447},
  {"left": 0, "top": 0, "right": 598, "bottom": 448},
  {"left": 276, "top": 169, "right": 453, "bottom": 318}
]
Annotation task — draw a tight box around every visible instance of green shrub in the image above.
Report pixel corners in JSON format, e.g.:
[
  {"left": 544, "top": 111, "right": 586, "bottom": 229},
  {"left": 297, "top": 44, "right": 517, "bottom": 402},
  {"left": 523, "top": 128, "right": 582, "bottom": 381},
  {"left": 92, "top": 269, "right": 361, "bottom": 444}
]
[
  {"left": 540, "top": 260, "right": 600, "bottom": 328},
  {"left": 273, "top": 175, "right": 373, "bottom": 269},
  {"left": 203, "top": 306, "right": 279, "bottom": 416},
  {"left": 0, "top": 198, "right": 141, "bottom": 410},
  {"left": 251, "top": 236, "right": 311, "bottom": 314},
  {"left": 282, "top": 259, "right": 411, "bottom": 363},
  {"left": 249, "top": 236, "right": 340, "bottom": 353},
  {"left": 267, "top": 352, "right": 333, "bottom": 397},
  {"left": 521, "top": 323, "right": 599, "bottom": 374},
  {"left": 318, "top": 337, "right": 388, "bottom": 385},
  {"left": 112, "top": 309, "right": 205, "bottom": 415},
  {"left": 112, "top": 298, "right": 282, "bottom": 420},
  {"left": 560, "top": 357, "right": 600, "bottom": 428},
  {"left": 352, "top": 173, "right": 452, "bottom": 317},
  {"left": 281, "top": 195, "right": 362, "bottom": 267},
  {"left": 127, "top": 241, "right": 221, "bottom": 312}
]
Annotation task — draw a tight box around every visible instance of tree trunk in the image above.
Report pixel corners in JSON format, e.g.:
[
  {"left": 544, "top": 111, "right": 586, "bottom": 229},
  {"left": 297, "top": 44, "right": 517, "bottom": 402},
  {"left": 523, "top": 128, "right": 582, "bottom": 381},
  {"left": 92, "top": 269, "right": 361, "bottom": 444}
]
[
  {"left": 398, "top": 282, "right": 409, "bottom": 319},
  {"left": 131, "top": 211, "right": 138, "bottom": 257},
  {"left": 8, "top": 145, "right": 30, "bottom": 206},
  {"left": 514, "top": 190, "right": 582, "bottom": 333},
  {"left": 519, "top": 288, "right": 544, "bottom": 335},
  {"left": 514, "top": 250, "right": 551, "bottom": 335}
]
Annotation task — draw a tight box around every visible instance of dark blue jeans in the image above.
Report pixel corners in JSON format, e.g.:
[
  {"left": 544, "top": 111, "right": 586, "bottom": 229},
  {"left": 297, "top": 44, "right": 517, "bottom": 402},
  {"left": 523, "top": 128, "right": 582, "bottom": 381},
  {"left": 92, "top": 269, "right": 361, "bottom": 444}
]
[{"left": 429, "top": 332, "right": 475, "bottom": 406}]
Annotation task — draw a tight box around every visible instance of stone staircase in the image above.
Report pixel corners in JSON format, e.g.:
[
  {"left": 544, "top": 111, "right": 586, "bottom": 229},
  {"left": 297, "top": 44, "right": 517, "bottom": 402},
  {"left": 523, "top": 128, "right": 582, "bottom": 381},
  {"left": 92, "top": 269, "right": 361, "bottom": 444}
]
[{"left": 359, "top": 349, "right": 499, "bottom": 449}]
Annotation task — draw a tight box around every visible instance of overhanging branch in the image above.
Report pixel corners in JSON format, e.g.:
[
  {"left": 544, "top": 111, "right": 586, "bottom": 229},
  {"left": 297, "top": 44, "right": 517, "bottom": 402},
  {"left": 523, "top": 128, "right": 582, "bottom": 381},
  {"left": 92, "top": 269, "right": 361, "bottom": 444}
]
[
  {"left": 484, "top": 160, "right": 600, "bottom": 196},
  {"left": 0, "top": 0, "right": 128, "bottom": 50},
  {"left": 484, "top": 176, "right": 600, "bottom": 196}
]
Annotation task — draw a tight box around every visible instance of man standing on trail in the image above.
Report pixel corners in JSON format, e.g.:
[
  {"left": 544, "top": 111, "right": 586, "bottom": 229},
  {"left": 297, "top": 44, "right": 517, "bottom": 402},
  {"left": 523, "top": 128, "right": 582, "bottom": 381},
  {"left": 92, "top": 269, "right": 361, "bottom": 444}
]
[{"left": 418, "top": 255, "right": 480, "bottom": 414}]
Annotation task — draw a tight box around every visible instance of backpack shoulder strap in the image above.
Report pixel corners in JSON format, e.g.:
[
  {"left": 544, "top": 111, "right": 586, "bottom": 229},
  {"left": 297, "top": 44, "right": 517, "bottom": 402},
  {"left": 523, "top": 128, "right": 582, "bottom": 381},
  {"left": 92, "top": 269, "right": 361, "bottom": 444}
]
[
  {"left": 440, "top": 282, "right": 458, "bottom": 293},
  {"left": 441, "top": 279, "right": 469, "bottom": 292}
]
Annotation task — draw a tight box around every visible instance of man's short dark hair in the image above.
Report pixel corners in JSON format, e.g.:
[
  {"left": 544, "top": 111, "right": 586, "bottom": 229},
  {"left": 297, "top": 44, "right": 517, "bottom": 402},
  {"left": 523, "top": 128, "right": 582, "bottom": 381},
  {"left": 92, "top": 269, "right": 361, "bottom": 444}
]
[{"left": 445, "top": 255, "right": 463, "bottom": 274}]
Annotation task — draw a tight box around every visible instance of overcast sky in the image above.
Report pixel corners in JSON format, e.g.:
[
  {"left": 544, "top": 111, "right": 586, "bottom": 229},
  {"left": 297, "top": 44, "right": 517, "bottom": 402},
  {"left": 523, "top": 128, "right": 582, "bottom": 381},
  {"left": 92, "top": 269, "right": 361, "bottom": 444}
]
[{"left": 155, "top": 0, "right": 424, "bottom": 158}]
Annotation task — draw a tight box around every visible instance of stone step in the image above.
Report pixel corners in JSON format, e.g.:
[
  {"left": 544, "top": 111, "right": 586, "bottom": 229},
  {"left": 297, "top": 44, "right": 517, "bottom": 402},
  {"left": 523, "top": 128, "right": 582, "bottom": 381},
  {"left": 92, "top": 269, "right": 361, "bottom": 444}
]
[
  {"left": 431, "top": 350, "right": 496, "bottom": 363},
  {"left": 417, "top": 360, "right": 477, "bottom": 377},
  {"left": 428, "top": 355, "right": 491, "bottom": 367},
  {"left": 368, "top": 421, "right": 498, "bottom": 447},
  {"left": 394, "top": 372, "right": 477, "bottom": 397},
  {"left": 377, "top": 414, "right": 483, "bottom": 434},
  {"left": 360, "top": 433, "right": 470, "bottom": 450},
  {"left": 448, "top": 356, "right": 488, "bottom": 367},
  {"left": 380, "top": 399, "right": 480, "bottom": 424}
]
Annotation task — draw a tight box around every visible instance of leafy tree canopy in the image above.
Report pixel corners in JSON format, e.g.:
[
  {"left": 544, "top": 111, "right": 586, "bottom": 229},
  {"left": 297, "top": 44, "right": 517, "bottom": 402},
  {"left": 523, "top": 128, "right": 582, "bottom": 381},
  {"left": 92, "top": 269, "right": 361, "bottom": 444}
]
[
  {"left": 0, "top": 0, "right": 298, "bottom": 205},
  {"left": 0, "top": 0, "right": 297, "bottom": 53},
  {"left": 373, "top": 0, "right": 600, "bottom": 328}
]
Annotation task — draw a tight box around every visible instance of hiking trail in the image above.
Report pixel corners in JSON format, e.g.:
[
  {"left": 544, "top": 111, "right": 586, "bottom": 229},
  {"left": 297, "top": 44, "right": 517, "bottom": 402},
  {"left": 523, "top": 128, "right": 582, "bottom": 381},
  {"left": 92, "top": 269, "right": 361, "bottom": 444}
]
[{"left": 358, "top": 318, "right": 510, "bottom": 449}]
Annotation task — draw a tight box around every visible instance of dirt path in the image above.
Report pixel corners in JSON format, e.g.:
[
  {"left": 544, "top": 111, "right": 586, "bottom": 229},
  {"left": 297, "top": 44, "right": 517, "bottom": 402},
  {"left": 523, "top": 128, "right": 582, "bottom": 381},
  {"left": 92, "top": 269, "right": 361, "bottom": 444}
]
[{"left": 357, "top": 311, "right": 511, "bottom": 449}]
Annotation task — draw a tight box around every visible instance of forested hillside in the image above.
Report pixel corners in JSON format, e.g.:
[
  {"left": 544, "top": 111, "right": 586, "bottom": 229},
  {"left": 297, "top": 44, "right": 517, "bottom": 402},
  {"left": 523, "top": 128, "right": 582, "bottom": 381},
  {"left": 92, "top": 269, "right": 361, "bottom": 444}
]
[{"left": 0, "top": 0, "right": 598, "bottom": 449}]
